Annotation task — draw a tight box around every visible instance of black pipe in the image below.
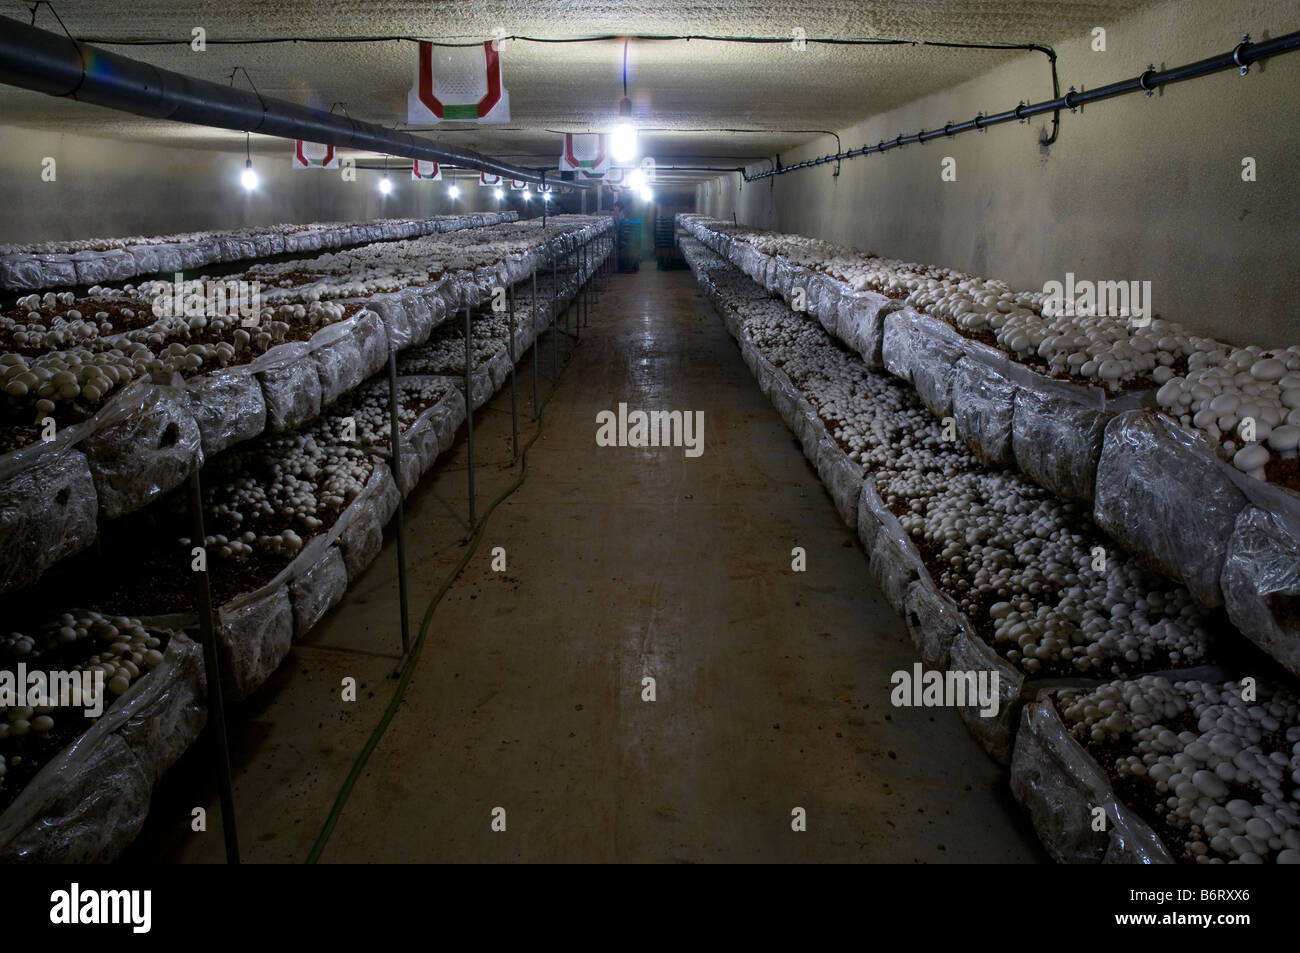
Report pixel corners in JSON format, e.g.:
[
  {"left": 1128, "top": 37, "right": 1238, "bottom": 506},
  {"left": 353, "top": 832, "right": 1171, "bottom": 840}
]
[
  {"left": 744, "top": 30, "right": 1300, "bottom": 181},
  {"left": 0, "top": 15, "right": 595, "bottom": 189}
]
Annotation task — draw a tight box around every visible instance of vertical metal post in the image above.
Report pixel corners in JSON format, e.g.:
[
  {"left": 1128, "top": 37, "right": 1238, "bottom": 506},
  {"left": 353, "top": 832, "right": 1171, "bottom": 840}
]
[
  {"left": 551, "top": 249, "right": 559, "bottom": 380},
  {"left": 573, "top": 240, "right": 580, "bottom": 342},
  {"left": 187, "top": 468, "right": 240, "bottom": 865},
  {"left": 508, "top": 283, "right": 518, "bottom": 464},
  {"left": 464, "top": 302, "right": 476, "bottom": 535},
  {"left": 531, "top": 268, "right": 539, "bottom": 417},
  {"left": 387, "top": 349, "right": 412, "bottom": 668}
]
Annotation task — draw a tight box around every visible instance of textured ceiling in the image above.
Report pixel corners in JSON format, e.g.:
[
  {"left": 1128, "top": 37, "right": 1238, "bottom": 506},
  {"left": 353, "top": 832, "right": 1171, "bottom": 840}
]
[{"left": 0, "top": 0, "right": 1161, "bottom": 180}]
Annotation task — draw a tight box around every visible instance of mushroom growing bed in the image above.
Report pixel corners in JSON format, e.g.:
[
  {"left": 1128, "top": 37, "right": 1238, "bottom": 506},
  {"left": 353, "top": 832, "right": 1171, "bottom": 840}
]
[
  {"left": 1016, "top": 675, "right": 1300, "bottom": 864},
  {"left": 0, "top": 218, "right": 613, "bottom": 861},
  {"left": 679, "top": 215, "right": 1300, "bottom": 495},
  {"left": 0, "top": 212, "right": 519, "bottom": 292},
  {"left": 0, "top": 216, "right": 612, "bottom": 597},
  {"left": 0, "top": 610, "right": 203, "bottom": 863},
  {"left": 681, "top": 215, "right": 1300, "bottom": 683},
  {"left": 684, "top": 232, "right": 1300, "bottom": 860}
]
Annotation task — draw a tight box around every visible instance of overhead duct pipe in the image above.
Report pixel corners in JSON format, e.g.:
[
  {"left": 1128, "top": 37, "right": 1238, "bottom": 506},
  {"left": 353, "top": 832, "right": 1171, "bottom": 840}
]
[
  {"left": 744, "top": 30, "right": 1300, "bottom": 181},
  {"left": 0, "top": 15, "right": 594, "bottom": 189}
]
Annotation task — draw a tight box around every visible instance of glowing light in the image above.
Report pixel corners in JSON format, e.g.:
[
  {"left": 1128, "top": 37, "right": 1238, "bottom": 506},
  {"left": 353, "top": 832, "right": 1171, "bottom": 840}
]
[
  {"left": 378, "top": 176, "right": 392, "bottom": 195},
  {"left": 543, "top": 192, "right": 552, "bottom": 202},
  {"left": 494, "top": 188, "right": 504, "bottom": 200},
  {"left": 640, "top": 187, "right": 653, "bottom": 203},
  {"left": 611, "top": 122, "right": 637, "bottom": 163},
  {"left": 447, "top": 184, "right": 461, "bottom": 199},
  {"left": 522, "top": 188, "right": 531, "bottom": 201},
  {"left": 627, "top": 169, "right": 646, "bottom": 190},
  {"left": 241, "top": 160, "right": 258, "bottom": 191}
]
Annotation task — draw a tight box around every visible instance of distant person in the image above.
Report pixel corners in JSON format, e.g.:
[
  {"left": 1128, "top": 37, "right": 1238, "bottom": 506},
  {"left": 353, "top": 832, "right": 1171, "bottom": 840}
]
[{"left": 612, "top": 200, "right": 635, "bottom": 272}]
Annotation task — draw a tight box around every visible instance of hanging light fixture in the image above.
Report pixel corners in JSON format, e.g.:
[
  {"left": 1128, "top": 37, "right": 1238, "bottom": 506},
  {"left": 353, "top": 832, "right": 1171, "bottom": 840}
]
[
  {"left": 494, "top": 188, "right": 504, "bottom": 200},
  {"left": 611, "top": 39, "right": 638, "bottom": 163},
  {"left": 447, "top": 183, "right": 461, "bottom": 199},
  {"left": 378, "top": 154, "right": 392, "bottom": 194},
  {"left": 240, "top": 132, "right": 258, "bottom": 190}
]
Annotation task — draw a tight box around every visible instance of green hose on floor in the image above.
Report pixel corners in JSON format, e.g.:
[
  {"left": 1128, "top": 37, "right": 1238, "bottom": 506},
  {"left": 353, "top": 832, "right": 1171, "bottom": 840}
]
[{"left": 305, "top": 346, "right": 570, "bottom": 864}]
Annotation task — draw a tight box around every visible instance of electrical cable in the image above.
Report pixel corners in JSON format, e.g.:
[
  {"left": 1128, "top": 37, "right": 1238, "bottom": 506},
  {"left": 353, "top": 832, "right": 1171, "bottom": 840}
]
[{"left": 305, "top": 322, "right": 579, "bottom": 864}]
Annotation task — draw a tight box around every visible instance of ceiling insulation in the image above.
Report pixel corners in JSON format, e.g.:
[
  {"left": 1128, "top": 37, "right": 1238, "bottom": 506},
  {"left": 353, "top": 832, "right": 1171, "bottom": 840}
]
[{"left": 0, "top": 0, "right": 1163, "bottom": 179}]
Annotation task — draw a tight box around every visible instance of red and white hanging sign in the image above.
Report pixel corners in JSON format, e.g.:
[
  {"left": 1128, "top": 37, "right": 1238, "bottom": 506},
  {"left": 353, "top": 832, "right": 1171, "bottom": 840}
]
[
  {"left": 408, "top": 41, "right": 511, "bottom": 124},
  {"left": 292, "top": 141, "right": 338, "bottom": 169},
  {"left": 479, "top": 172, "right": 503, "bottom": 186},
  {"left": 558, "top": 133, "right": 609, "bottom": 174},
  {"left": 411, "top": 159, "right": 443, "bottom": 181},
  {"left": 509, "top": 179, "right": 528, "bottom": 190}
]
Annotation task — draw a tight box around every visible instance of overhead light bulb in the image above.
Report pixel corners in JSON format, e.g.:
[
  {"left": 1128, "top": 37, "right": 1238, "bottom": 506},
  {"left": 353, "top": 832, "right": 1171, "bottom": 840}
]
[
  {"left": 241, "top": 158, "right": 258, "bottom": 191},
  {"left": 543, "top": 192, "right": 552, "bottom": 203},
  {"left": 379, "top": 175, "right": 392, "bottom": 195},
  {"left": 611, "top": 124, "right": 637, "bottom": 164},
  {"left": 628, "top": 169, "right": 646, "bottom": 190},
  {"left": 494, "top": 188, "right": 504, "bottom": 200},
  {"left": 447, "top": 184, "right": 461, "bottom": 199},
  {"left": 611, "top": 95, "right": 637, "bottom": 163},
  {"left": 522, "top": 188, "right": 531, "bottom": 201},
  {"left": 640, "top": 188, "right": 653, "bottom": 203}
]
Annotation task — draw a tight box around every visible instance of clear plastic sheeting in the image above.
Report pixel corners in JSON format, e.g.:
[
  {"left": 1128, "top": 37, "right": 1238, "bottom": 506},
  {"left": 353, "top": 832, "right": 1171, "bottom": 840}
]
[
  {"left": 311, "top": 323, "right": 367, "bottom": 406},
  {"left": 217, "top": 583, "right": 295, "bottom": 701},
  {"left": 0, "top": 448, "right": 98, "bottom": 592},
  {"left": 1094, "top": 411, "right": 1248, "bottom": 607},
  {"left": 113, "top": 635, "right": 207, "bottom": 784},
  {"left": 811, "top": 429, "right": 864, "bottom": 529},
  {"left": 837, "top": 292, "right": 896, "bottom": 368},
  {"left": 72, "top": 250, "right": 132, "bottom": 286},
  {"left": 881, "top": 311, "right": 968, "bottom": 418},
  {"left": 339, "top": 465, "right": 400, "bottom": 582},
  {"left": 367, "top": 294, "right": 416, "bottom": 350},
  {"left": 0, "top": 635, "right": 205, "bottom": 863},
  {"left": 951, "top": 357, "right": 1018, "bottom": 467},
  {"left": 1011, "top": 388, "right": 1111, "bottom": 502},
  {"left": 424, "top": 384, "right": 468, "bottom": 464},
  {"left": 184, "top": 370, "right": 267, "bottom": 457},
  {"left": 254, "top": 342, "right": 323, "bottom": 433},
  {"left": 353, "top": 309, "right": 390, "bottom": 380},
  {"left": 0, "top": 255, "right": 44, "bottom": 290},
  {"left": 858, "top": 482, "right": 927, "bottom": 614},
  {"left": 947, "top": 629, "right": 1024, "bottom": 765},
  {"left": 1011, "top": 697, "right": 1177, "bottom": 863},
  {"left": 288, "top": 543, "right": 349, "bottom": 638},
  {"left": 903, "top": 578, "right": 968, "bottom": 671},
  {"left": 1221, "top": 506, "right": 1300, "bottom": 679},
  {"left": 82, "top": 384, "right": 203, "bottom": 520}
]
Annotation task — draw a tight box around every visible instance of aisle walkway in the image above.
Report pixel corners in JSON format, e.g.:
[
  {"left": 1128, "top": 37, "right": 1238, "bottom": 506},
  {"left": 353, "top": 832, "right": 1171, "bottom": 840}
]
[{"left": 128, "top": 265, "right": 1043, "bottom": 864}]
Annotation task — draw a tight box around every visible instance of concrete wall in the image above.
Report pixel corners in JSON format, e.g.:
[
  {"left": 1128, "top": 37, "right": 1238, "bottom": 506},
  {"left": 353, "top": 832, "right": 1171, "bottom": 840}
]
[
  {"left": 697, "top": 0, "right": 1300, "bottom": 347},
  {"left": 0, "top": 128, "right": 533, "bottom": 244}
]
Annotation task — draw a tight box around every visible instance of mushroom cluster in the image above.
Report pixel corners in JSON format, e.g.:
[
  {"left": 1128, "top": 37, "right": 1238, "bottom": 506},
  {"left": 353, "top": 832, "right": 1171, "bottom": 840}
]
[
  {"left": 1059, "top": 676, "right": 1300, "bottom": 863},
  {"left": 1, "top": 613, "right": 168, "bottom": 743},
  {"left": 329, "top": 376, "right": 461, "bottom": 449},
  {"left": 190, "top": 421, "right": 376, "bottom": 562},
  {"left": 878, "top": 464, "right": 1211, "bottom": 675},
  {"left": 1156, "top": 345, "right": 1300, "bottom": 475}
]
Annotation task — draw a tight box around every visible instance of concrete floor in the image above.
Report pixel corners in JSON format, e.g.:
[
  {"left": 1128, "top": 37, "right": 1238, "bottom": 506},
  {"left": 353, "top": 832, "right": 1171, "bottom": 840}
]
[{"left": 125, "top": 265, "right": 1045, "bottom": 864}]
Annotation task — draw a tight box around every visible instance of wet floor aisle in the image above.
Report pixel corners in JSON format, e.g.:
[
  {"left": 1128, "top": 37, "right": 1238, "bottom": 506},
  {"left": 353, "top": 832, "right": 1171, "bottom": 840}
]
[{"left": 128, "top": 265, "right": 1044, "bottom": 864}]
